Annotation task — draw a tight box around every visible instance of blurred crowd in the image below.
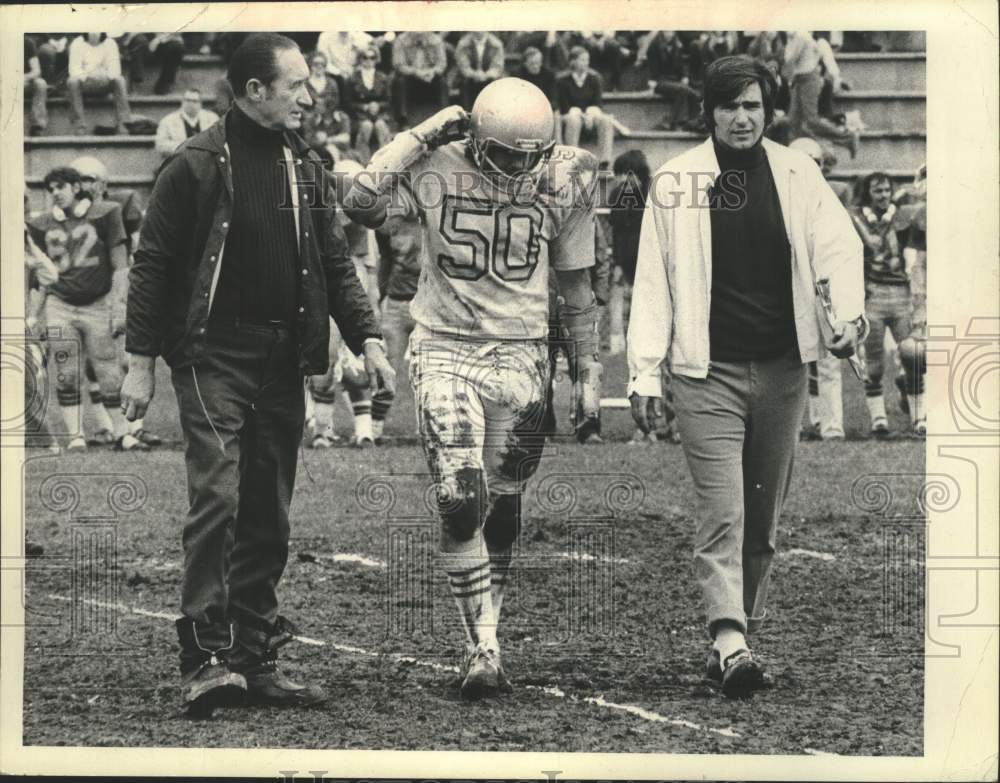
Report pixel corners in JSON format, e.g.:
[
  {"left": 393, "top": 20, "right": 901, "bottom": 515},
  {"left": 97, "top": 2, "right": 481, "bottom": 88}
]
[{"left": 26, "top": 30, "right": 911, "bottom": 169}]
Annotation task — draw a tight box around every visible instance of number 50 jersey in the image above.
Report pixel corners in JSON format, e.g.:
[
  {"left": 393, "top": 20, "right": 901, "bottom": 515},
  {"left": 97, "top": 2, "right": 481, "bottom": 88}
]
[{"left": 386, "top": 141, "right": 597, "bottom": 340}]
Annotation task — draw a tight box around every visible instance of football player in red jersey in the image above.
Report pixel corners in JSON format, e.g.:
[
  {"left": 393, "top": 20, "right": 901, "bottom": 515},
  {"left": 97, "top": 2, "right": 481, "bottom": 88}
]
[
  {"left": 344, "top": 78, "right": 603, "bottom": 698},
  {"left": 28, "top": 166, "right": 146, "bottom": 451}
]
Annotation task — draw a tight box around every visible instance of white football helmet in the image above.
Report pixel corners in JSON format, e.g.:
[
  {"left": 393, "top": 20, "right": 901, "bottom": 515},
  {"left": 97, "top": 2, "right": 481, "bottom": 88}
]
[{"left": 469, "top": 77, "right": 555, "bottom": 184}]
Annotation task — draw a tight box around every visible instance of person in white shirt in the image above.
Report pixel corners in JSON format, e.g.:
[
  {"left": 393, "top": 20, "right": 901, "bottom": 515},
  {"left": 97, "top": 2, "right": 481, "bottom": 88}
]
[
  {"left": 66, "top": 33, "right": 134, "bottom": 135},
  {"left": 315, "top": 30, "right": 371, "bottom": 94},
  {"left": 628, "top": 56, "right": 865, "bottom": 698},
  {"left": 155, "top": 89, "right": 220, "bottom": 161}
]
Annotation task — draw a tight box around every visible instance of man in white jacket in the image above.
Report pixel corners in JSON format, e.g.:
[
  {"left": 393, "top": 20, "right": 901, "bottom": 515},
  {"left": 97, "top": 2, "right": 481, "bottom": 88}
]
[{"left": 627, "top": 56, "right": 866, "bottom": 698}]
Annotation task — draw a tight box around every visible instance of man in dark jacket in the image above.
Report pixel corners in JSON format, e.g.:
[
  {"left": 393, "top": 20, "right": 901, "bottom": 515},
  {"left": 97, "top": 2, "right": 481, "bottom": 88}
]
[{"left": 121, "top": 33, "right": 395, "bottom": 717}]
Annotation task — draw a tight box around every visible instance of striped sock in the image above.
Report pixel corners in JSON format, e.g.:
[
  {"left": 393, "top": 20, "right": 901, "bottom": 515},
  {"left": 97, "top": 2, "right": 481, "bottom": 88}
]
[
  {"left": 488, "top": 547, "right": 513, "bottom": 623},
  {"left": 442, "top": 536, "right": 497, "bottom": 653}
]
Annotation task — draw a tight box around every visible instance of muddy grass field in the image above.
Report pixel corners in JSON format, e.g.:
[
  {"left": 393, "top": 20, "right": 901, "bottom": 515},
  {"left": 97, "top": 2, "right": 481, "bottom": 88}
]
[{"left": 19, "top": 352, "right": 924, "bottom": 754}]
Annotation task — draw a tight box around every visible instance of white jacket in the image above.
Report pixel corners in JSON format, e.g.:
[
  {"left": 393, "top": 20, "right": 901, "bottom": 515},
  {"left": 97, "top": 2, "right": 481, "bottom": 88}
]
[
  {"left": 155, "top": 109, "right": 220, "bottom": 158},
  {"left": 627, "top": 137, "right": 864, "bottom": 395}
]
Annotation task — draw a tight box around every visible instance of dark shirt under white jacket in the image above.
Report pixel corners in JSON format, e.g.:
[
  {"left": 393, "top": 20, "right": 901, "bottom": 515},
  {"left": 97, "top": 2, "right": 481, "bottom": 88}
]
[{"left": 127, "top": 106, "right": 380, "bottom": 374}]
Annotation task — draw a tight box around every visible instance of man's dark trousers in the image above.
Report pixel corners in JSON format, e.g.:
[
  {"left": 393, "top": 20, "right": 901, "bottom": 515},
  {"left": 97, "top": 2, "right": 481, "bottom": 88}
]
[{"left": 171, "top": 320, "right": 304, "bottom": 660}]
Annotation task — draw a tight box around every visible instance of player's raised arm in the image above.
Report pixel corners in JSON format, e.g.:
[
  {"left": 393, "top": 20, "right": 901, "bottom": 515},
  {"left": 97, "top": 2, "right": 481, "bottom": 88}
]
[{"left": 342, "top": 105, "right": 469, "bottom": 228}]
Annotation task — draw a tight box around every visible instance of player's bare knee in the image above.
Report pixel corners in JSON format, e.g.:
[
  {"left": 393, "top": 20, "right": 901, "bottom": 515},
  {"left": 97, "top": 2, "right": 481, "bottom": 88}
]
[{"left": 436, "top": 467, "right": 485, "bottom": 543}]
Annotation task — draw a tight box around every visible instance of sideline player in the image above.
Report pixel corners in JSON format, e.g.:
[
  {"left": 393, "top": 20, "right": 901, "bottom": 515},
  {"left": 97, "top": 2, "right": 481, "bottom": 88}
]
[
  {"left": 72, "top": 156, "right": 163, "bottom": 447},
  {"left": 344, "top": 77, "right": 602, "bottom": 698},
  {"left": 27, "top": 166, "right": 146, "bottom": 451}
]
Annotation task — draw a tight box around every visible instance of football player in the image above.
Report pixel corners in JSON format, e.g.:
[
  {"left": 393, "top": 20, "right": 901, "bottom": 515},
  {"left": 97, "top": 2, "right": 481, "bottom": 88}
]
[
  {"left": 306, "top": 158, "right": 392, "bottom": 448},
  {"left": 343, "top": 77, "right": 603, "bottom": 698},
  {"left": 72, "top": 156, "right": 162, "bottom": 448},
  {"left": 27, "top": 166, "right": 145, "bottom": 451}
]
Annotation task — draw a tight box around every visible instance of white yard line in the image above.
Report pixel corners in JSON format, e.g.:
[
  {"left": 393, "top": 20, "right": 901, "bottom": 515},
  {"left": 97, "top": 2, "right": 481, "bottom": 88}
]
[
  {"left": 330, "top": 553, "right": 386, "bottom": 568},
  {"left": 781, "top": 548, "right": 837, "bottom": 562},
  {"left": 44, "top": 593, "right": 740, "bottom": 740}
]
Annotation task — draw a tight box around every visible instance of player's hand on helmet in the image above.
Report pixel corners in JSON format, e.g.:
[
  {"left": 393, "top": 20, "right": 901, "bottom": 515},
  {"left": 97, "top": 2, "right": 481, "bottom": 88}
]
[
  {"left": 829, "top": 320, "right": 859, "bottom": 359},
  {"left": 121, "top": 355, "right": 156, "bottom": 422},
  {"left": 363, "top": 340, "right": 397, "bottom": 397},
  {"left": 411, "top": 106, "right": 470, "bottom": 149}
]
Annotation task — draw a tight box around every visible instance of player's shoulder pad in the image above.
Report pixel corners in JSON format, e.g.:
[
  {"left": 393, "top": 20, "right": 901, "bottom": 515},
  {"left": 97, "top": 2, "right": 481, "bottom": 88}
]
[
  {"left": 539, "top": 145, "right": 599, "bottom": 199},
  {"left": 87, "top": 199, "right": 122, "bottom": 220}
]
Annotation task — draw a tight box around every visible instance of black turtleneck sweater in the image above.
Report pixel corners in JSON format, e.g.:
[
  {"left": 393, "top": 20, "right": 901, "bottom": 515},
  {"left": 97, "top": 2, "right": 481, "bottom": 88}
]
[
  {"left": 708, "top": 138, "right": 797, "bottom": 361},
  {"left": 210, "top": 104, "right": 299, "bottom": 325}
]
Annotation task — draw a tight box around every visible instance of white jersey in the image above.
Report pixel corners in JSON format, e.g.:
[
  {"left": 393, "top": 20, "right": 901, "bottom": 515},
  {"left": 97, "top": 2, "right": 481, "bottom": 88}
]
[{"left": 385, "top": 141, "right": 597, "bottom": 340}]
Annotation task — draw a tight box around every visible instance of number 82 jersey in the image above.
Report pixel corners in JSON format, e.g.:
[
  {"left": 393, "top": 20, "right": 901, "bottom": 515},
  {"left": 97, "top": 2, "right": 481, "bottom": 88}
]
[{"left": 389, "top": 141, "right": 597, "bottom": 340}]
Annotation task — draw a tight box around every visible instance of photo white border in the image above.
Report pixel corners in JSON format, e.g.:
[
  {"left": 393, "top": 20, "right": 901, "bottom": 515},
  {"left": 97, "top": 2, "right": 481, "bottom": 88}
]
[{"left": 2, "top": 2, "right": 997, "bottom": 779}]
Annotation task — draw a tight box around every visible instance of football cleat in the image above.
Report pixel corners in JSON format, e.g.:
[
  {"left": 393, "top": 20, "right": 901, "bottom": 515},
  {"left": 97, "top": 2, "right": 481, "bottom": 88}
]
[
  {"left": 469, "top": 78, "right": 555, "bottom": 185},
  {"left": 460, "top": 643, "right": 512, "bottom": 699},
  {"left": 66, "top": 436, "right": 88, "bottom": 452}
]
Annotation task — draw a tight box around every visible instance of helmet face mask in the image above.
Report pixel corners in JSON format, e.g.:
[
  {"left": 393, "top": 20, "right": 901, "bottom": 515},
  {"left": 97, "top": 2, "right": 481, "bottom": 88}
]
[
  {"left": 471, "top": 136, "right": 554, "bottom": 182},
  {"left": 468, "top": 77, "right": 556, "bottom": 188}
]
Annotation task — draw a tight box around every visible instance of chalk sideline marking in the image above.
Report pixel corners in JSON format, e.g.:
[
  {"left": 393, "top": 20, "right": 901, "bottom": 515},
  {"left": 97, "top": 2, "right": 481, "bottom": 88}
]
[{"left": 45, "top": 593, "right": 740, "bottom": 740}]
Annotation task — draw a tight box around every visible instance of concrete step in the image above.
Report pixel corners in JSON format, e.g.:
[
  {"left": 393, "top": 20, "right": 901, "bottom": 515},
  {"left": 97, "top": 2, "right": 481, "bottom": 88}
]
[
  {"left": 26, "top": 95, "right": 223, "bottom": 136},
  {"left": 26, "top": 126, "right": 925, "bottom": 186},
  {"left": 837, "top": 52, "right": 926, "bottom": 91},
  {"left": 603, "top": 89, "right": 925, "bottom": 133},
  {"left": 129, "top": 54, "right": 227, "bottom": 96},
  {"left": 24, "top": 136, "right": 159, "bottom": 178}
]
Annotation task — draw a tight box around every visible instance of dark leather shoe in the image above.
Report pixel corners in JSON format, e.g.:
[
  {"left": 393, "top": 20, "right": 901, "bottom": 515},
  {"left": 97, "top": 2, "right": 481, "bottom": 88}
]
[
  {"left": 243, "top": 661, "right": 327, "bottom": 708},
  {"left": 720, "top": 649, "right": 766, "bottom": 699},
  {"left": 181, "top": 659, "right": 247, "bottom": 718}
]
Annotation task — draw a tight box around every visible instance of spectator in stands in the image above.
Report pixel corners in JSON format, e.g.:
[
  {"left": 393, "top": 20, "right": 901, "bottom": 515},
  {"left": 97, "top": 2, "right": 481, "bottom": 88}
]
[
  {"left": 851, "top": 171, "right": 923, "bottom": 438},
  {"left": 315, "top": 30, "right": 371, "bottom": 94},
  {"left": 122, "top": 33, "right": 186, "bottom": 94},
  {"left": 37, "top": 33, "right": 71, "bottom": 86},
  {"left": 454, "top": 31, "right": 506, "bottom": 111},
  {"left": 391, "top": 31, "right": 449, "bottom": 127},
  {"left": 66, "top": 33, "right": 134, "bottom": 135},
  {"left": 782, "top": 31, "right": 859, "bottom": 158},
  {"left": 514, "top": 47, "right": 560, "bottom": 141},
  {"left": 686, "top": 31, "right": 737, "bottom": 90},
  {"left": 565, "top": 31, "right": 630, "bottom": 90},
  {"left": 510, "top": 31, "right": 570, "bottom": 72},
  {"left": 557, "top": 46, "right": 614, "bottom": 169},
  {"left": 639, "top": 31, "right": 702, "bottom": 130},
  {"left": 24, "top": 35, "right": 48, "bottom": 136},
  {"left": 155, "top": 88, "right": 220, "bottom": 161},
  {"left": 345, "top": 45, "right": 392, "bottom": 163},
  {"left": 302, "top": 52, "right": 352, "bottom": 165},
  {"left": 367, "top": 31, "right": 396, "bottom": 74}
]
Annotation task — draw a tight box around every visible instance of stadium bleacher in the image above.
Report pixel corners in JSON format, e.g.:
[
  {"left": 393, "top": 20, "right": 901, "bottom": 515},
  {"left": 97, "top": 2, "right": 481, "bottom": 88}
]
[{"left": 24, "top": 35, "right": 927, "bottom": 210}]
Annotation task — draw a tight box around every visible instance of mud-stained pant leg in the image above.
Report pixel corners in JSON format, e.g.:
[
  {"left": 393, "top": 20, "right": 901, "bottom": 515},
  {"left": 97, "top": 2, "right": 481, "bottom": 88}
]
[
  {"left": 482, "top": 341, "right": 550, "bottom": 548},
  {"left": 411, "top": 337, "right": 488, "bottom": 543}
]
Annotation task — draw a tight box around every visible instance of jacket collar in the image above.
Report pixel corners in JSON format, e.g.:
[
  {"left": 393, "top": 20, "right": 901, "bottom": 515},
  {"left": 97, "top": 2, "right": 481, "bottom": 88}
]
[
  {"left": 693, "top": 135, "right": 802, "bottom": 179},
  {"left": 184, "top": 107, "right": 311, "bottom": 156}
]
